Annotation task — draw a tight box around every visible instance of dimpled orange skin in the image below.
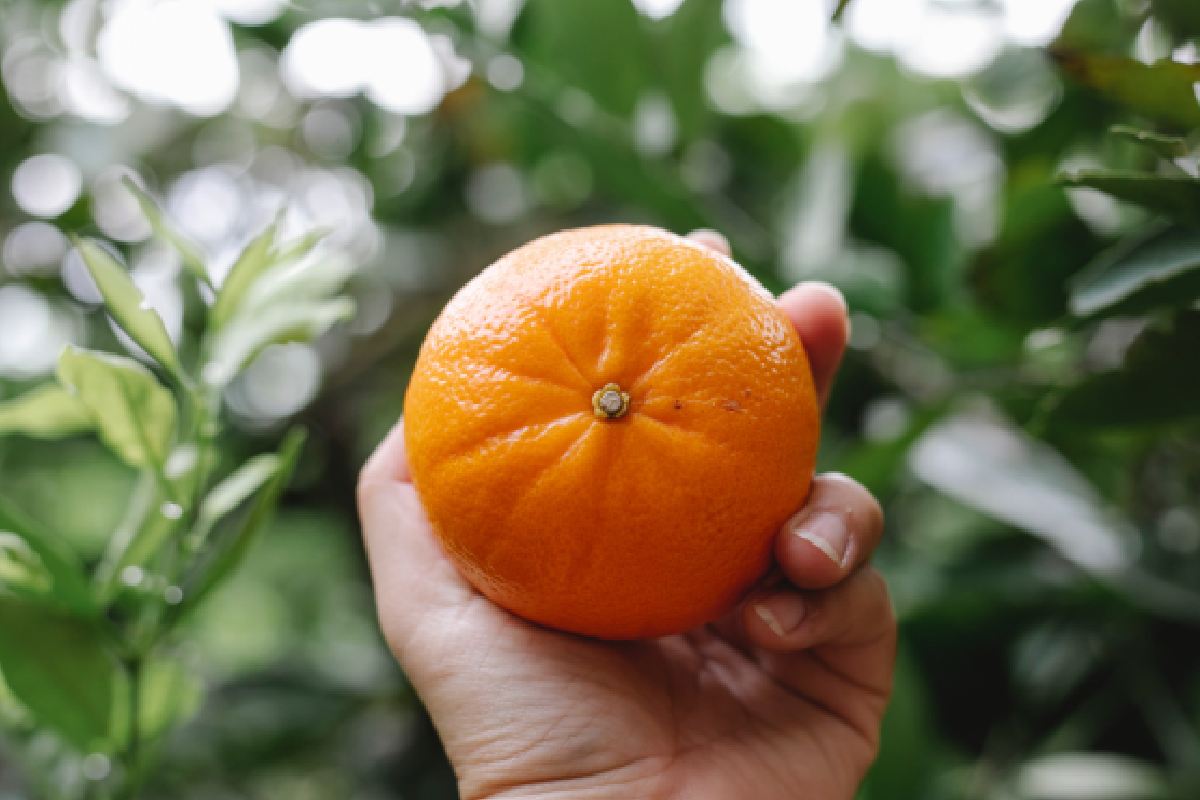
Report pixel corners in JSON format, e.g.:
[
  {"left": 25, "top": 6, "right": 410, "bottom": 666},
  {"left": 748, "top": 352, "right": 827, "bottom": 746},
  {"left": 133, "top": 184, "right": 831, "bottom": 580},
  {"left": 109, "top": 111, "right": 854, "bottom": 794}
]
[{"left": 403, "top": 225, "right": 819, "bottom": 639}]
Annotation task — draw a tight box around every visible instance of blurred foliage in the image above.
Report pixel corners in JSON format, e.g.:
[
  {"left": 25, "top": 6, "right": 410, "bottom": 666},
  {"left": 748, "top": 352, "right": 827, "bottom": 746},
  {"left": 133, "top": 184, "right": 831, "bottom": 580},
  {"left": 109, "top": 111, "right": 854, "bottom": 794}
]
[{"left": 0, "top": 0, "right": 1198, "bottom": 798}]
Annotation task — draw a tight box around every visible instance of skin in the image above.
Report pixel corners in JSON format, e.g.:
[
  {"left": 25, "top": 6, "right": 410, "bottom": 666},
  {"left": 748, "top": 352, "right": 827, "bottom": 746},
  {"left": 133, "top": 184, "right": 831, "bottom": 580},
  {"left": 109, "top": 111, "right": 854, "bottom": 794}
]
[{"left": 358, "top": 230, "right": 896, "bottom": 800}]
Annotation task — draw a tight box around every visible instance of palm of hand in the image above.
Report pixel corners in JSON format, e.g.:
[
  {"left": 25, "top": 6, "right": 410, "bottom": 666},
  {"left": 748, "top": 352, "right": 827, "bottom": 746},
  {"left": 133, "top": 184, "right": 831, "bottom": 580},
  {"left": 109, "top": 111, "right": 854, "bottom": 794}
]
[{"left": 410, "top": 589, "right": 888, "bottom": 800}]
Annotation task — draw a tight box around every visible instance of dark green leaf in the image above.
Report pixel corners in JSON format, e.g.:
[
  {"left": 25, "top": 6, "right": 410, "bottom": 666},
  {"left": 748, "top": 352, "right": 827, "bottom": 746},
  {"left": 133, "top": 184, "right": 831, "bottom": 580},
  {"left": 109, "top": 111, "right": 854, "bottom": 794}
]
[
  {"left": 202, "top": 298, "right": 354, "bottom": 387},
  {"left": 0, "top": 598, "right": 118, "bottom": 751},
  {"left": 0, "top": 384, "right": 92, "bottom": 439},
  {"left": 0, "top": 497, "right": 95, "bottom": 616},
  {"left": 1060, "top": 169, "right": 1200, "bottom": 221},
  {"left": 178, "top": 429, "right": 305, "bottom": 616},
  {"left": 1151, "top": 0, "right": 1200, "bottom": 38},
  {"left": 57, "top": 346, "right": 177, "bottom": 470},
  {"left": 833, "top": 0, "right": 853, "bottom": 22},
  {"left": 517, "top": 0, "right": 646, "bottom": 117},
  {"left": 1069, "top": 224, "right": 1200, "bottom": 317},
  {"left": 1049, "top": 49, "right": 1200, "bottom": 128},
  {"left": 1110, "top": 125, "right": 1191, "bottom": 161},
  {"left": 1048, "top": 310, "right": 1200, "bottom": 428},
  {"left": 658, "top": 0, "right": 729, "bottom": 140},
  {"left": 72, "top": 238, "right": 183, "bottom": 380},
  {"left": 210, "top": 216, "right": 283, "bottom": 329},
  {"left": 121, "top": 178, "right": 210, "bottom": 286},
  {"left": 1054, "top": 0, "right": 1134, "bottom": 55}
]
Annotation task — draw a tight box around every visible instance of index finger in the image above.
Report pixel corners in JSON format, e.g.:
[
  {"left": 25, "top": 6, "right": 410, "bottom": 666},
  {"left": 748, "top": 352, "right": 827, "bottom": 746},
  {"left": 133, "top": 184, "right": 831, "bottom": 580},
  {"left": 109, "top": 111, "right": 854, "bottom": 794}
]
[
  {"left": 777, "top": 282, "right": 849, "bottom": 408},
  {"left": 684, "top": 230, "right": 848, "bottom": 407},
  {"left": 358, "top": 418, "right": 411, "bottom": 494}
]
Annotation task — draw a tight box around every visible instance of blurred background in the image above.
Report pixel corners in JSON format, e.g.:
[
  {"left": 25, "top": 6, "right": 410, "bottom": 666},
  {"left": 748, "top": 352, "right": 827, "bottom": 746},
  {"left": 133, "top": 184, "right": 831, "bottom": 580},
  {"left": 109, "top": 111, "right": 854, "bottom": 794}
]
[{"left": 1, "top": 0, "right": 1199, "bottom": 798}]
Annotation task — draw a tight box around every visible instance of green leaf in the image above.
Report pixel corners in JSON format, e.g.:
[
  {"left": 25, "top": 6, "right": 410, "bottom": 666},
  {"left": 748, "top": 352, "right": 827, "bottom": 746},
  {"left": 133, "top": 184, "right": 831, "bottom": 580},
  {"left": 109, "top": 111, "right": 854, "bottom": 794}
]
[
  {"left": 832, "top": 0, "right": 853, "bottom": 22},
  {"left": 1047, "top": 310, "right": 1200, "bottom": 428},
  {"left": 137, "top": 658, "right": 201, "bottom": 739},
  {"left": 184, "top": 454, "right": 282, "bottom": 556},
  {"left": 909, "top": 411, "right": 1131, "bottom": 576},
  {"left": 178, "top": 429, "right": 305, "bottom": 616},
  {"left": 0, "top": 384, "right": 92, "bottom": 439},
  {"left": 210, "top": 216, "right": 283, "bottom": 329},
  {"left": 1049, "top": 49, "right": 1200, "bottom": 128},
  {"left": 1110, "top": 125, "right": 1191, "bottom": 161},
  {"left": 1060, "top": 169, "right": 1200, "bottom": 221},
  {"left": 657, "top": 0, "right": 728, "bottom": 140},
  {"left": 0, "top": 497, "right": 95, "bottom": 616},
  {"left": 121, "top": 178, "right": 210, "bottom": 286},
  {"left": 57, "top": 346, "right": 177, "bottom": 470},
  {"left": 1054, "top": 0, "right": 1130, "bottom": 55},
  {"left": 199, "top": 454, "right": 281, "bottom": 529},
  {"left": 110, "top": 656, "right": 201, "bottom": 743},
  {"left": 94, "top": 472, "right": 188, "bottom": 604},
  {"left": 0, "top": 598, "right": 119, "bottom": 751},
  {"left": 1069, "top": 224, "right": 1200, "bottom": 317},
  {"left": 0, "top": 532, "right": 52, "bottom": 598},
  {"left": 202, "top": 298, "right": 355, "bottom": 387},
  {"left": 72, "top": 238, "right": 183, "bottom": 380},
  {"left": 517, "top": 0, "right": 647, "bottom": 117}
]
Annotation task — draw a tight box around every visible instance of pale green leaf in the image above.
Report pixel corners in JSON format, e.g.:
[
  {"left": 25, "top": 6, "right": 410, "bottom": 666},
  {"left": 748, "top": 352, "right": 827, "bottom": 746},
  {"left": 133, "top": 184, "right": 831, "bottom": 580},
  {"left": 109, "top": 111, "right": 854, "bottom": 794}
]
[
  {"left": 200, "top": 454, "right": 280, "bottom": 527},
  {"left": 121, "top": 178, "right": 210, "bottom": 285},
  {"left": 0, "top": 598, "right": 119, "bottom": 752},
  {"left": 909, "top": 410, "right": 1132, "bottom": 576},
  {"left": 1015, "top": 753, "right": 1168, "bottom": 800},
  {"left": 94, "top": 472, "right": 186, "bottom": 604},
  {"left": 1069, "top": 224, "right": 1200, "bottom": 317},
  {"left": 210, "top": 216, "right": 283, "bottom": 328},
  {"left": 57, "top": 346, "right": 177, "bottom": 470},
  {"left": 202, "top": 298, "right": 355, "bottom": 387},
  {"left": 110, "top": 656, "right": 201, "bottom": 743},
  {"left": 0, "top": 384, "right": 92, "bottom": 439},
  {"left": 178, "top": 429, "right": 304, "bottom": 616},
  {"left": 185, "top": 454, "right": 281, "bottom": 553},
  {"left": 137, "top": 658, "right": 201, "bottom": 738},
  {"left": 1109, "top": 126, "right": 1190, "bottom": 161},
  {"left": 73, "top": 238, "right": 183, "bottom": 379},
  {"left": 1060, "top": 170, "right": 1200, "bottom": 221},
  {"left": 271, "top": 227, "right": 331, "bottom": 266},
  {"left": 240, "top": 253, "right": 355, "bottom": 316},
  {"left": 0, "top": 532, "right": 52, "bottom": 598}
]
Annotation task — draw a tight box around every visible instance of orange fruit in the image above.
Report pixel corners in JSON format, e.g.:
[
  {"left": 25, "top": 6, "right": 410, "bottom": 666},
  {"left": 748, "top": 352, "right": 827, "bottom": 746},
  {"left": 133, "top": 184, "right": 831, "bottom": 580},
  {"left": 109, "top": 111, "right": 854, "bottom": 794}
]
[{"left": 404, "top": 225, "right": 819, "bottom": 639}]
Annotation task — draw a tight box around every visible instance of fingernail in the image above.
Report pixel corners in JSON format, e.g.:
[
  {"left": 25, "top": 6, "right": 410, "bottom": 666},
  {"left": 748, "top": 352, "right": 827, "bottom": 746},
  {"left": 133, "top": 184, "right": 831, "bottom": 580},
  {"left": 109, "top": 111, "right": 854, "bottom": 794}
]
[
  {"left": 755, "top": 596, "right": 806, "bottom": 637},
  {"left": 789, "top": 510, "right": 850, "bottom": 568}
]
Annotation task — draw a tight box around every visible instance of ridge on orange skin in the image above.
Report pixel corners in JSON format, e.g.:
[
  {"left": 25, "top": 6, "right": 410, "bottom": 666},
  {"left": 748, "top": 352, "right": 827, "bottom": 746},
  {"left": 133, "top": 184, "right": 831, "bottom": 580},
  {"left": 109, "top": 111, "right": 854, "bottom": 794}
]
[{"left": 403, "top": 225, "right": 819, "bottom": 639}]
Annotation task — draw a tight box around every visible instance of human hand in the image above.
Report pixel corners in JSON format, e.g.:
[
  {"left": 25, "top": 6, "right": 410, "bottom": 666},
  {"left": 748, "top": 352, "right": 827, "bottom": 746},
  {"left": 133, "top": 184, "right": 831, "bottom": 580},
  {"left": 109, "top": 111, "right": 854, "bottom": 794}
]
[{"left": 358, "top": 230, "right": 895, "bottom": 800}]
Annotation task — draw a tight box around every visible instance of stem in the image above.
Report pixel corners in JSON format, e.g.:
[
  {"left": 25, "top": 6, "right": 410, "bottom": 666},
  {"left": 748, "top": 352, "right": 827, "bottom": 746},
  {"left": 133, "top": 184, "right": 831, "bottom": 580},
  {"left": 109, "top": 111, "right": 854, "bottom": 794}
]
[{"left": 118, "top": 656, "right": 143, "bottom": 799}]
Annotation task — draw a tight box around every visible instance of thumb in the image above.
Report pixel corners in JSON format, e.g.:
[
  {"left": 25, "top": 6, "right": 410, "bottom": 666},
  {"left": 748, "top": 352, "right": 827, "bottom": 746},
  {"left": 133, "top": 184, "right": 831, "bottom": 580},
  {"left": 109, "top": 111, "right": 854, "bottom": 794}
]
[{"left": 357, "top": 420, "right": 474, "bottom": 646}]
